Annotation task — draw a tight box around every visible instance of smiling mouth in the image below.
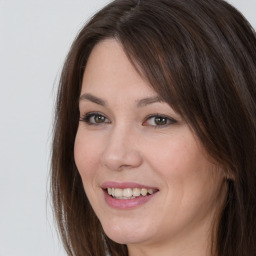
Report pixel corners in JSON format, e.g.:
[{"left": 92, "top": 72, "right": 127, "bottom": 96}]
[{"left": 106, "top": 187, "right": 158, "bottom": 199}]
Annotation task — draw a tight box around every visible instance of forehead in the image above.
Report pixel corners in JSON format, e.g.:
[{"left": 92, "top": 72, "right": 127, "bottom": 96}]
[{"left": 81, "top": 39, "right": 157, "bottom": 98}]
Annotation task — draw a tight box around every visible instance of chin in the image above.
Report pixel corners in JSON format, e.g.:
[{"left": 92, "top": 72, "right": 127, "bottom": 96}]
[
  {"left": 105, "top": 232, "right": 148, "bottom": 245},
  {"left": 101, "top": 220, "right": 154, "bottom": 245}
]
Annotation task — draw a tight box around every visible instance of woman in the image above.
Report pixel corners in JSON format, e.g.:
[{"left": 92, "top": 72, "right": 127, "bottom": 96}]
[{"left": 51, "top": 0, "right": 256, "bottom": 255}]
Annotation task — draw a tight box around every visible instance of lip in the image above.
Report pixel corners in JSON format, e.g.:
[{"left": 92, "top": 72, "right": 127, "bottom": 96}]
[{"left": 101, "top": 181, "right": 159, "bottom": 209}]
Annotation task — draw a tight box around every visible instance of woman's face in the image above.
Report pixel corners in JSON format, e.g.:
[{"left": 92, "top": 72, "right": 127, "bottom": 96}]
[{"left": 74, "top": 39, "right": 226, "bottom": 253}]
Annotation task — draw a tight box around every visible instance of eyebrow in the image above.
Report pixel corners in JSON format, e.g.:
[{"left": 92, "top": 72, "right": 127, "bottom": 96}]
[
  {"left": 79, "top": 93, "right": 106, "bottom": 106},
  {"left": 136, "top": 96, "right": 164, "bottom": 107},
  {"left": 79, "top": 93, "right": 164, "bottom": 107}
]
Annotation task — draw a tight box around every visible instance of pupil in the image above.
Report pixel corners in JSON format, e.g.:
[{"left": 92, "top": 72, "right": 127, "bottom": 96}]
[{"left": 155, "top": 117, "right": 166, "bottom": 125}]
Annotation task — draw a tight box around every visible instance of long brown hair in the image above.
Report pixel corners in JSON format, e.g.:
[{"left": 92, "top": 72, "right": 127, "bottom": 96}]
[{"left": 51, "top": 0, "right": 256, "bottom": 255}]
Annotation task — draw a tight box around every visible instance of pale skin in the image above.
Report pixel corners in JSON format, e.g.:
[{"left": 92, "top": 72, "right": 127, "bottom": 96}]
[{"left": 74, "top": 39, "right": 227, "bottom": 256}]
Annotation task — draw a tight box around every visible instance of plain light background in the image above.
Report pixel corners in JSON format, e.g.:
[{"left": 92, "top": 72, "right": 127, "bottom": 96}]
[{"left": 0, "top": 1, "right": 255, "bottom": 255}]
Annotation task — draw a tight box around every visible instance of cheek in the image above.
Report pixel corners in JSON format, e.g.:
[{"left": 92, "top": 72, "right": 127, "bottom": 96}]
[
  {"left": 74, "top": 131, "right": 102, "bottom": 181},
  {"left": 74, "top": 131, "right": 106, "bottom": 215},
  {"left": 143, "top": 133, "right": 222, "bottom": 203},
  {"left": 143, "top": 132, "right": 203, "bottom": 178}
]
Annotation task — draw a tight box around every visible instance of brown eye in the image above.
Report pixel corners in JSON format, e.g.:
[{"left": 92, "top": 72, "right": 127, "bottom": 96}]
[
  {"left": 143, "top": 114, "right": 177, "bottom": 127},
  {"left": 93, "top": 115, "right": 106, "bottom": 123},
  {"left": 154, "top": 116, "right": 168, "bottom": 125},
  {"left": 81, "top": 112, "right": 110, "bottom": 125}
]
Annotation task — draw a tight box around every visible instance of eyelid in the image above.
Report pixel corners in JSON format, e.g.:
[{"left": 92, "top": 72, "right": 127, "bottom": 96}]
[
  {"left": 142, "top": 113, "right": 177, "bottom": 127},
  {"left": 80, "top": 112, "right": 177, "bottom": 127},
  {"left": 80, "top": 112, "right": 111, "bottom": 125}
]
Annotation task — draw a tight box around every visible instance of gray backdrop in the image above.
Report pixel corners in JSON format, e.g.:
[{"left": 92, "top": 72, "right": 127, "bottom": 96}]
[{"left": 0, "top": 0, "right": 255, "bottom": 255}]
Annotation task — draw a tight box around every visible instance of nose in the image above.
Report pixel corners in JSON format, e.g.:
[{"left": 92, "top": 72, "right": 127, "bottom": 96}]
[{"left": 100, "top": 125, "right": 143, "bottom": 171}]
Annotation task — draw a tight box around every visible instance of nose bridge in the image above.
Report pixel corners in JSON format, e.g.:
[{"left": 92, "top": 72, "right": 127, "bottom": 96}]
[{"left": 101, "top": 122, "right": 142, "bottom": 171}]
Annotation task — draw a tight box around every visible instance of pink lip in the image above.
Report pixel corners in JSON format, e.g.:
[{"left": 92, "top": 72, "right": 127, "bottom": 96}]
[{"left": 101, "top": 181, "right": 159, "bottom": 209}]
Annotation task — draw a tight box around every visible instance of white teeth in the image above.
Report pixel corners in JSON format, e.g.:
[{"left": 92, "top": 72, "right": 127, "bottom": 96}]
[
  {"left": 148, "top": 189, "right": 153, "bottom": 195},
  {"left": 107, "top": 187, "right": 156, "bottom": 199},
  {"left": 133, "top": 188, "right": 141, "bottom": 197},
  {"left": 123, "top": 188, "right": 133, "bottom": 197},
  {"left": 141, "top": 188, "right": 147, "bottom": 196},
  {"left": 114, "top": 188, "right": 122, "bottom": 197}
]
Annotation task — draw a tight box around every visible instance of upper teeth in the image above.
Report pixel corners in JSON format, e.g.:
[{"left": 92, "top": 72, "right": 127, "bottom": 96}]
[{"left": 107, "top": 188, "right": 154, "bottom": 199}]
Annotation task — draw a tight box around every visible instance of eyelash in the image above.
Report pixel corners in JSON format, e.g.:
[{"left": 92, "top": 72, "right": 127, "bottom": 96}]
[
  {"left": 80, "top": 112, "right": 177, "bottom": 127},
  {"left": 80, "top": 112, "right": 110, "bottom": 125},
  {"left": 142, "top": 114, "right": 177, "bottom": 128}
]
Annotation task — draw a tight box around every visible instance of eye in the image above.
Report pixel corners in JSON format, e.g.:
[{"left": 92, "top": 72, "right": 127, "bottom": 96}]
[
  {"left": 80, "top": 112, "right": 110, "bottom": 125},
  {"left": 143, "top": 114, "right": 177, "bottom": 127}
]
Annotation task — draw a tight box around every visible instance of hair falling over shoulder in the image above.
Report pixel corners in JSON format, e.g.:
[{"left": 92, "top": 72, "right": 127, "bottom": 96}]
[{"left": 51, "top": 0, "right": 256, "bottom": 255}]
